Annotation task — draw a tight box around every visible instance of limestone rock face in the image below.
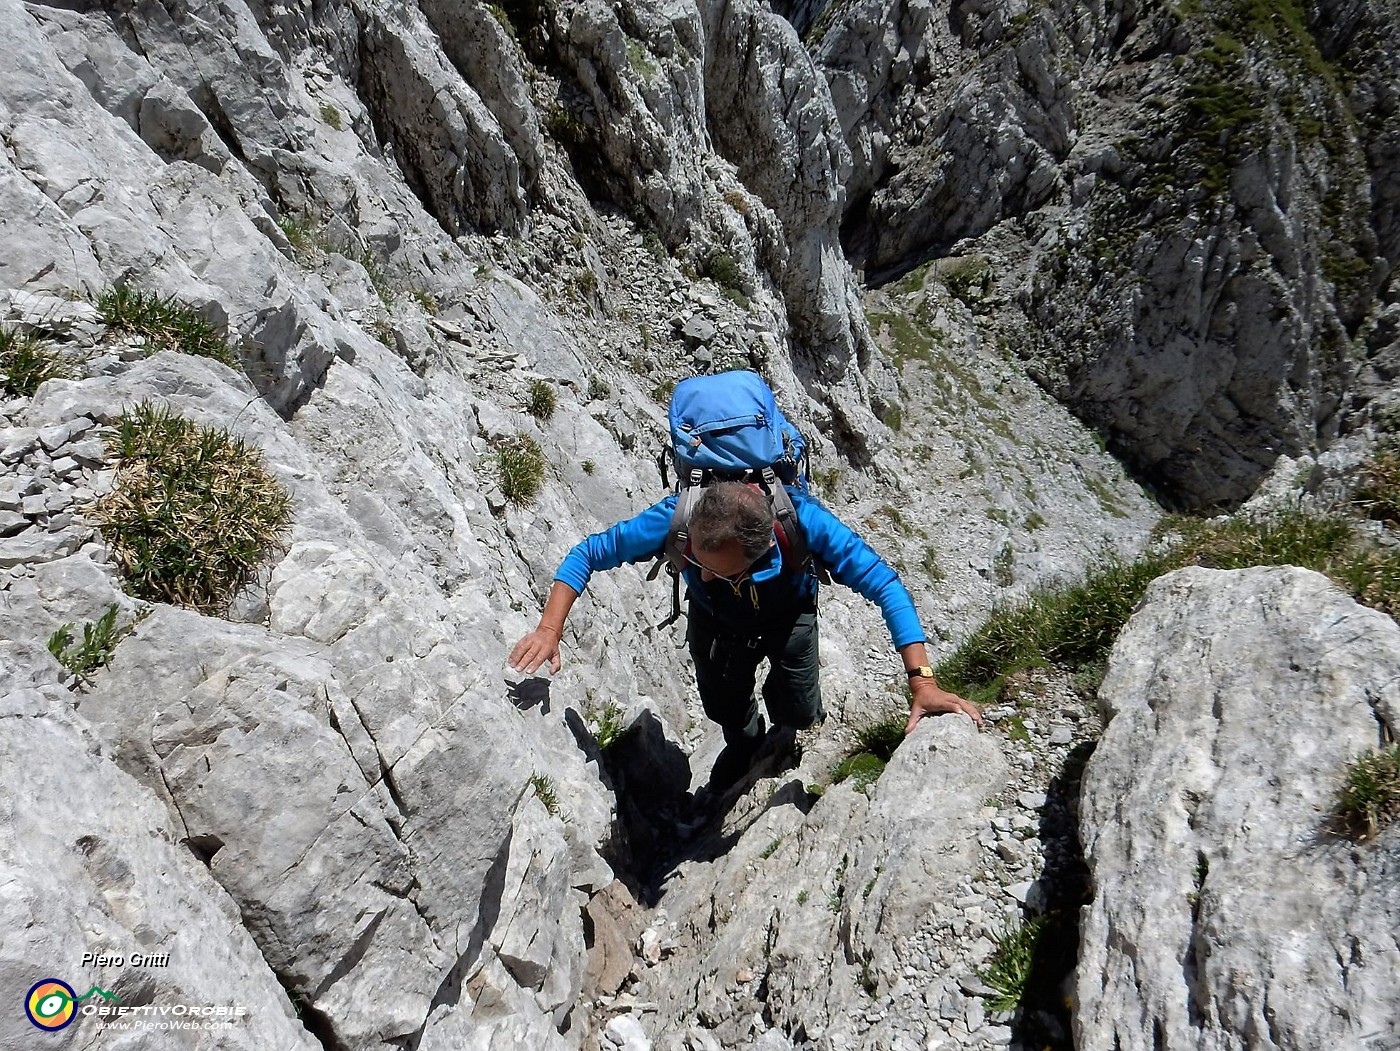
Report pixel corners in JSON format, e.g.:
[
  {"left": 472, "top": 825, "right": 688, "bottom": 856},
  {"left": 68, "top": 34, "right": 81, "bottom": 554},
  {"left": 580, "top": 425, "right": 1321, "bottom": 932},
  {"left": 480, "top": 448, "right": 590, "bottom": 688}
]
[
  {"left": 812, "top": 0, "right": 1400, "bottom": 508},
  {"left": 700, "top": 0, "right": 870, "bottom": 379},
  {"left": 0, "top": 347, "right": 626, "bottom": 1048},
  {"left": 0, "top": 685, "right": 322, "bottom": 1051},
  {"left": 541, "top": 0, "right": 871, "bottom": 376},
  {"left": 357, "top": 0, "right": 534, "bottom": 236},
  {"left": 1077, "top": 566, "right": 1400, "bottom": 1051}
]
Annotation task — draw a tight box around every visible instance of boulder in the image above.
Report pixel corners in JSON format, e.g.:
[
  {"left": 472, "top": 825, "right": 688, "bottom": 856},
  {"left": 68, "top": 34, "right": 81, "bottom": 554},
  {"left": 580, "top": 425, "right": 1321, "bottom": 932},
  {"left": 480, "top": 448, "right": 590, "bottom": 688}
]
[{"left": 1077, "top": 566, "right": 1400, "bottom": 1050}]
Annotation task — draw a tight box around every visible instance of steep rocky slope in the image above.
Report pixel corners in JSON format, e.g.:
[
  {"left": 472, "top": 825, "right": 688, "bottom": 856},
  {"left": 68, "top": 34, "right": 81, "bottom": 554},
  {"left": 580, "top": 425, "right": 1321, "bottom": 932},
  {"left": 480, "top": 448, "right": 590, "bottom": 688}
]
[
  {"left": 2, "top": 0, "right": 1397, "bottom": 1049},
  {"left": 813, "top": 0, "right": 1400, "bottom": 508}
]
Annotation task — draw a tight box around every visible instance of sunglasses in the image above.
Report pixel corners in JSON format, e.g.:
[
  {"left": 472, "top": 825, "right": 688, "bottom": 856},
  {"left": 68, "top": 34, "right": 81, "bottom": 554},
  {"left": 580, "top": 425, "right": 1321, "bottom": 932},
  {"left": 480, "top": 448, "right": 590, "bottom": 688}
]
[{"left": 684, "top": 549, "right": 762, "bottom": 583}]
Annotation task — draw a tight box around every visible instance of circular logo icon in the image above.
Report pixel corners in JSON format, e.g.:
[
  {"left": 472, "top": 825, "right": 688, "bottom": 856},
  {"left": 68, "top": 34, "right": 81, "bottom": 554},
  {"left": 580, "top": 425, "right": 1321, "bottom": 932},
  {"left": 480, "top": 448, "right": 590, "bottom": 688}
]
[{"left": 26, "top": 979, "right": 77, "bottom": 1031}]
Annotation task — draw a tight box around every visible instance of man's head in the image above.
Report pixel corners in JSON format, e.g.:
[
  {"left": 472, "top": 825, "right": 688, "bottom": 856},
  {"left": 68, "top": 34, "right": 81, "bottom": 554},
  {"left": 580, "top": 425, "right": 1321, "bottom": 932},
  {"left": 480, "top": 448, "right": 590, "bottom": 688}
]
[{"left": 689, "top": 482, "right": 774, "bottom": 565}]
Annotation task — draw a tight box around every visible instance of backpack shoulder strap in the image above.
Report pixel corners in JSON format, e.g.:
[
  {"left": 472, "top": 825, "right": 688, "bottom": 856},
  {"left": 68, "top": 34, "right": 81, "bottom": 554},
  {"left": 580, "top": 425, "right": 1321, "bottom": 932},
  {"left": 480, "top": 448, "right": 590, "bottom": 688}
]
[
  {"left": 664, "top": 469, "right": 705, "bottom": 571},
  {"left": 762, "top": 468, "right": 809, "bottom": 569}
]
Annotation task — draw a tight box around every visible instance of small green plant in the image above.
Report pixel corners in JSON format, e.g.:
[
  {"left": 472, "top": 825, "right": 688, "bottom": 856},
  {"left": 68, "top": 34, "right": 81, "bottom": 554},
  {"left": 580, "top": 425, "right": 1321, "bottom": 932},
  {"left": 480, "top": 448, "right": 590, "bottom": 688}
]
[
  {"left": 96, "top": 286, "right": 237, "bottom": 366},
  {"left": 495, "top": 436, "right": 547, "bottom": 505},
  {"left": 581, "top": 460, "right": 596, "bottom": 475},
  {"left": 585, "top": 701, "right": 625, "bottom": 749},
  {"left": 409, "top": 289, "right": 439, "bottom": 314},
  {"left": 319, "top": 103, "right": 343, "bottom": 130},
  {"left": 796, "top": 889, "right": 809, "bottom": 905},
  {"left": 993, "top": 544, "right": 1015, "bottom": 588},
  {"left": 574, "top": 268, "right": 599, "bottom": 301},
  {"left": 650, "top": 378, "right": 677, "bottom": 404},
  {"left": 529, "top": 772, "right": 562, "bottom": 817},
  {"left": 1333, "top": 744, "right": 1400, "bottom": 842},
  {"left": 833, "top": 753, "right": 885, "bottom": 790},
  {"left": 832, "top": 717, "right": 905, "bottom": 791},
  {"left": 862, "top": 875, "right": 877, "bottom": 900},
  {"left": 705, "top": 250, "right": 743, "bottom": 292},
  {"left": 586, "top": 375, "right": 611, "bottom": 401},
  {"left": 486, "top": 2, "right": 517, "bottom": 40},
  {"left": 1188, "top": 851, "right": 1210, "bottom": 909},
  {"left": 859, "top": 957, "right": 878, "bottom": 997},
  {"left": 760, "top": 837, "right": 784, "bottom": 859},
  {"left": 355, "top": 248, "right": 394, "bottom": 306},
  {"left": 640, "top": 227, "right": 667, "bottom": 262},
  {"left": 625, "top": 38, "right": 659, "bottom": 79},
  {"left": 94, "top": 403, "right": 292, "bottom": 612},
  {"left": 47, "top": 605, "right": 123, "bottom": 687},
  {"left": 370, "top": 318, "right": 397, "bottom": 349},
  {"left": 0, "top": 327, "right": 70, "bottom": 397},
  {"left": 812, "top": 466, "right": 840, "bottom": 499},
  {"left": 545, "top": 105, "right": 588, "bottom": 146},
  {"left": 525, "top": 378, "right": 557, "bottom": 421},
  {"left": 277, "top": 214, "right": 326, "bottom": 260},
  {"left": 937, "top": 256, "right": 991, "bottom": 305},
  {"left": 853, "top": 718, "right": 905, "bottom": 758},
  {"left": 1006, "top": 715, "right": 1032, "bottom": 745},
  {"left": 922, "top": 545, "right": 946, "bottom": 582},
  {"left": 975, "top": 916, "right": 1045, "bottom": 1013}
]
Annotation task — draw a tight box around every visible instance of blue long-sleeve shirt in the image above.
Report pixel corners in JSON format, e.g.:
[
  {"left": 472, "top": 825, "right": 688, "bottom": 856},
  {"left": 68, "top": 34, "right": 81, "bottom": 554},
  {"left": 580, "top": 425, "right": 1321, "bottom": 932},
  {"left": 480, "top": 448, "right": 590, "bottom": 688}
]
[{"left": 554, "top": 489, "right": 927, "bottom": 647}]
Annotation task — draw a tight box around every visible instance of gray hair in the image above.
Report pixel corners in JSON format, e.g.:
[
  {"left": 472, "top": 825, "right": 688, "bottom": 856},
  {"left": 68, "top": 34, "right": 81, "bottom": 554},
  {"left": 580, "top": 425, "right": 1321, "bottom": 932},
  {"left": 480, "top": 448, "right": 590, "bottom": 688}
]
[{"left": 690, "top": 482, "right": 773, "bottom": 561}]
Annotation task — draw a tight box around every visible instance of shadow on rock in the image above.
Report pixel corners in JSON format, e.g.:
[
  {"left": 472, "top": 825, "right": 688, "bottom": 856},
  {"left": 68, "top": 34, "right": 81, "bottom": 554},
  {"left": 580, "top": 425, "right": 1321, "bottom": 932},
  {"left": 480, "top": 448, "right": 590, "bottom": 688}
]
[
  {"left": 1012, "top": 739, "right": 1096, "bottom": 1051},
  {"left": 600, "top": 715, "right": 812, "bottom": 906}
]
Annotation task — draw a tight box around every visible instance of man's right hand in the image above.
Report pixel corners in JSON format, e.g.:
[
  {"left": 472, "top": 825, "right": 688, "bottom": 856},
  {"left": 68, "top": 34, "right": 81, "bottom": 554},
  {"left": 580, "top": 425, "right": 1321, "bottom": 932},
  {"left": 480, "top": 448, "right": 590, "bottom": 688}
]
[{"left": 509, "top": 625, "right": 563, "bottom": 675}]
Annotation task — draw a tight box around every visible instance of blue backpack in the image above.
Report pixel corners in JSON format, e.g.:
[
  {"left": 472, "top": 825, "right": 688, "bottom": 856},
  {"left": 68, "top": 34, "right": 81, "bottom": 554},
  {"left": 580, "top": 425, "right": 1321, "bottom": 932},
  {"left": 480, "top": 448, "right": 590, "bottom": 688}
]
[{"left": 651, "top": 372, "right": 815, "bottom": 621}]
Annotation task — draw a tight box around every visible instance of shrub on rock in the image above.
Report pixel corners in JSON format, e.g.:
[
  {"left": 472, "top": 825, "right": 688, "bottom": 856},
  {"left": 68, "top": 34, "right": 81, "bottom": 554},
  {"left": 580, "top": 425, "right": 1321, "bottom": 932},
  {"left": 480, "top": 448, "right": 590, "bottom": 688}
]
[{"left": 94, "top": 402, "right": 292, "bottom": 612}]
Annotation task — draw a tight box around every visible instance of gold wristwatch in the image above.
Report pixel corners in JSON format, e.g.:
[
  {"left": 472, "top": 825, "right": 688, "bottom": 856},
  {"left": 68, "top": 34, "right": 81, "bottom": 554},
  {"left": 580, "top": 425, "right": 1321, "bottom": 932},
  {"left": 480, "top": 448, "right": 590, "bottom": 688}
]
[{"left": 906, "top": 665, "right": 935, "bottom": 680}]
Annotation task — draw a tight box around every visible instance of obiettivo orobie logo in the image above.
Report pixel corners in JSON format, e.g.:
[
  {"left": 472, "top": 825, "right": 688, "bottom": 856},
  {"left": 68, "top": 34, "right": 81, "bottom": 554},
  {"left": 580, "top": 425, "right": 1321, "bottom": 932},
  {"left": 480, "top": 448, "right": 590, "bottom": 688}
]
[{"left": 25, "top": 979, "right": 120, "bottom": 1031}]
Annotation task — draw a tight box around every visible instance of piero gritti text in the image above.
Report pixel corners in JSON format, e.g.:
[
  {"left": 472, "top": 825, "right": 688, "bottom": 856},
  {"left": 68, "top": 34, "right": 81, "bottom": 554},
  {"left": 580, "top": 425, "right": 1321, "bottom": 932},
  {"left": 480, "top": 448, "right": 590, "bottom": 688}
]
[{"left": 81, "top": 952, "right": 170, "bottom": 968}]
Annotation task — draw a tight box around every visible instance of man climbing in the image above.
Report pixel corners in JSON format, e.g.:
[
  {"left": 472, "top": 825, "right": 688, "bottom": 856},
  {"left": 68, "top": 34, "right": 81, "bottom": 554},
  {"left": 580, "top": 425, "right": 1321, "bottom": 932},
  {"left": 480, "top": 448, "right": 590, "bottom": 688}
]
[{"left": 508, "top": 476, "right": 982, "bottom": 792}]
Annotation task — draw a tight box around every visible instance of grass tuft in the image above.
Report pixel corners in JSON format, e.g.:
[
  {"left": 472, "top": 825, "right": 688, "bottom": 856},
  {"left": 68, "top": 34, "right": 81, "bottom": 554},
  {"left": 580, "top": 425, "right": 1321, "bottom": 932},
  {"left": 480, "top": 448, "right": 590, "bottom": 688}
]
[
  {"left": 1355, "top": 451, "right": 1400, "bottom": 527},
  {"left": 96, "top": 286, "right": 237, "bottom": 366},
  {"left": 93, "top": 403, "right": 292, "bottom": 612},
  {"left": 525, "top": 378, "right": 557, "bottom": 422},
  {"left": 585, "top": 701, "right": 625, "bottom": 749},
  {"left": 1, "top": 327, "right": 72, "bottom": 397},
  {"left": 832, "top": 716, "right": 906, "bottom": 790},
  {"left": 1333, "top": 745, "right": 1400, "bottom": 842},
  {"left": 529, "top": 772, "right": 562, "bottom": 817},
  {"left": 976, "top": 916, "right": 1045, "bottom": 1013},
  {"left": 278, "top": 214, "right": 328, "bottom": 260},
  {"left": 939, "top": 508, "right": 1400, "bottom": 703},
  {"left": 705, "top": 250, "right": 743, "bottom": 292},
  {"left": 495, "top": 435, "right": 547, "bottom": 505},
  {"left": 586, "top": 375, "right": 611, "bottom": 402}
]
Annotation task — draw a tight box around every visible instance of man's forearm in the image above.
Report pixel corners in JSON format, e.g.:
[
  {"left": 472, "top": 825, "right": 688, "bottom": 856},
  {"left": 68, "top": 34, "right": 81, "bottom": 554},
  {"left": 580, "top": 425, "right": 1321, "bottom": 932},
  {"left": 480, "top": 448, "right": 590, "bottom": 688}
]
[
  {"left": 898, "top": 641, "right": 932, "bottom": 674},
  {"left": 538, "top": 581, "right": 580, "bottom": 636}
]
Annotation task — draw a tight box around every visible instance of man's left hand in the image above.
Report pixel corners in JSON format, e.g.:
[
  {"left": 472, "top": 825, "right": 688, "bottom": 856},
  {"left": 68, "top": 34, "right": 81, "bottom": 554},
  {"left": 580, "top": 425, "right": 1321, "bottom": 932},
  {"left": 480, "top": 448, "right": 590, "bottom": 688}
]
[{"left": 905, "top": 679, "right": 983, "bottom": 733}]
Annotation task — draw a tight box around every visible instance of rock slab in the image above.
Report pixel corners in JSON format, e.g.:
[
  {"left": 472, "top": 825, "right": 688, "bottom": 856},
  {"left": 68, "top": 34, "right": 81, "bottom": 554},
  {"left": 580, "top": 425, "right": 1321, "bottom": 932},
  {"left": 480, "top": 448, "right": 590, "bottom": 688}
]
[{"left": 1077, "top": 566, "right": 1400, "bottom": 1051}]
